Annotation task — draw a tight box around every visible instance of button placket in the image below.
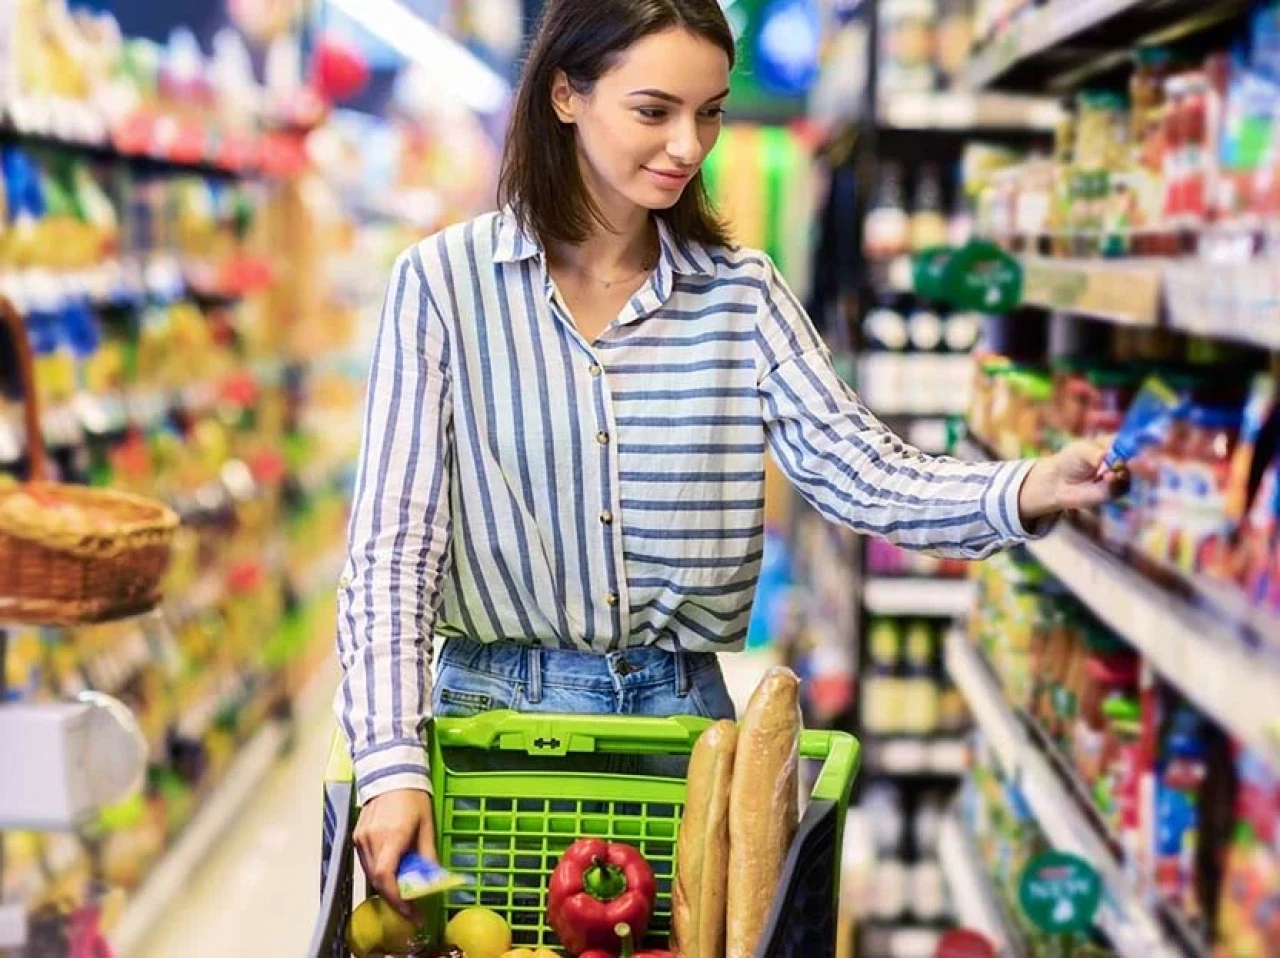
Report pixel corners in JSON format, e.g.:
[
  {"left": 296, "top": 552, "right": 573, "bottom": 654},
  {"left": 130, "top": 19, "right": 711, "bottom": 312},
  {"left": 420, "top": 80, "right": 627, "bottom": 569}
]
[{"left": 588, "top": 341, "right": 626, "bottom": 649}]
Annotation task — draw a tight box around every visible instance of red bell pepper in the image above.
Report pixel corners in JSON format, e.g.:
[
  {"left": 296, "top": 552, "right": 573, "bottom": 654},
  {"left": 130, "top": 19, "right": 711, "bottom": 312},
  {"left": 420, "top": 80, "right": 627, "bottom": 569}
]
[
  {"left": 547, "top": 839, "right": 656, "bottom": 955},
  {"left": 578, "top": 923, "right": 676, "bottom": 958}
]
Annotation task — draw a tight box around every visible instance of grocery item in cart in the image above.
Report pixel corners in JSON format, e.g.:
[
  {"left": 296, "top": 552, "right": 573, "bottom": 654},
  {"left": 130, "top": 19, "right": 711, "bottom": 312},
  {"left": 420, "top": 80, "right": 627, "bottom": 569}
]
[
  {"left": 548, "top": 838, "right": 656, "bottom": 955},
  {"left": 672, "top": 720, "right": 736, "bottom": 958},
  {"left": 726, "top": 667, "right": 801, "bottom": 958}
]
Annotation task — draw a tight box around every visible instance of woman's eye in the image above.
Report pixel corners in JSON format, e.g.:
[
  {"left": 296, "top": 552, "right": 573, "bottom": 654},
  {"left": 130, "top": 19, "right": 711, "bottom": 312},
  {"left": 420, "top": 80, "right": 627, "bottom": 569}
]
[
  {"left": 636, "top": 107, "right": 667, "bottom": 120},
  {"left": 700, "top": 107, "right": 726, "bottom": 120}
]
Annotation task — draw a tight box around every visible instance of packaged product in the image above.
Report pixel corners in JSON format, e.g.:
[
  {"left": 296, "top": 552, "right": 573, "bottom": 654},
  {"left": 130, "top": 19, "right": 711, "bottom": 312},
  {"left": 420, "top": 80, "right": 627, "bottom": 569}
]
[
  {"left": 900, "top": 620, "right": 940, "bottom": 735},
  {"left": 1073, "top": 627, "right": 1139, "bottom": 785},
  {"left": 1176, "top": 405, "right": 1243, "bottom": 574},
  {"left": 1104, "top": 376, "right": 1185, "bottom": 471},
  {"left": 1214, "top": 749, "right": 1280, "bottom": 957},
  {"left": 863, "top": 618, "right": 904, "bottom": 735},
  {"left": 1155, "top": 708, "right": 1209, "bottom": 920}
]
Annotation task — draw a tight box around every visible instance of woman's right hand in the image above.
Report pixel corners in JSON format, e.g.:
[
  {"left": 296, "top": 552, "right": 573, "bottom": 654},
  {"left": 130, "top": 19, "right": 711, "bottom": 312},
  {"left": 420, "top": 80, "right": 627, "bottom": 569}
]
[{"left": 354, "top": 788, "right": 438, "bottom": 921}]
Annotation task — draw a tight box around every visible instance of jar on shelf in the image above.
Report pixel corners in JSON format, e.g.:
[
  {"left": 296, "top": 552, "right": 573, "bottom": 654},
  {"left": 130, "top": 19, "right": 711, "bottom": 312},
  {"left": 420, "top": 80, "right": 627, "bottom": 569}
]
[{"left": 880, "top": 0, "right": 937, "bottom": 94}]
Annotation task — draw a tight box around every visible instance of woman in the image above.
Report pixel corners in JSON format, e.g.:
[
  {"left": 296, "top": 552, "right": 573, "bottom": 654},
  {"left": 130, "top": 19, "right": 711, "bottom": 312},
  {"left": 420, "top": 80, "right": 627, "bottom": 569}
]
[{"left": 337, "top": 0, "right": 1118, "bottom": 917}]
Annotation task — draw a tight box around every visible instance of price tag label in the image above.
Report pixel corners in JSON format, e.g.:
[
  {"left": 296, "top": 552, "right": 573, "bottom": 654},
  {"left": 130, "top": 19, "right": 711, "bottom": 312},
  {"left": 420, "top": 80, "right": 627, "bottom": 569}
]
[{"left": 1018, "top": 850, "right": 1102, "bottom": 934}]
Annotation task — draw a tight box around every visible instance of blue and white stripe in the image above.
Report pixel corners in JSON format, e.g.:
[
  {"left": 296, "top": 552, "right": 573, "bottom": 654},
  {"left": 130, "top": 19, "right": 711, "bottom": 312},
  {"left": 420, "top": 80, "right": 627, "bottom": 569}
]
[{"left": 336, "top": 209, "right": 1036, "bottom": 801}]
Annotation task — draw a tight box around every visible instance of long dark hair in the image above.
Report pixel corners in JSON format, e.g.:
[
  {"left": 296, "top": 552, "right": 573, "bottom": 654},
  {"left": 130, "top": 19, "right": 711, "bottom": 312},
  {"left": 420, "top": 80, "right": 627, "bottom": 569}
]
[{"left": 498, "top": 0, "right": 735, "bottom": 249}]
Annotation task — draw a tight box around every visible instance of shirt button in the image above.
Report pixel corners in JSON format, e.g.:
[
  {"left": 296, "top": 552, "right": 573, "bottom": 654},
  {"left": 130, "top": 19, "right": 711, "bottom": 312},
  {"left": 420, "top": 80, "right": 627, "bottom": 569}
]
[
  {"left": 605, "top": 591, "right": 619, "bottom": 607},
  {"left": 589, "top": 364, "right": 602, "bottom": 377},
  {"left": 596, "top": 430, "right": 610, "bottom": 445},
  {"left": 599, "top": 510, "right": 613, "bottom": 525}
]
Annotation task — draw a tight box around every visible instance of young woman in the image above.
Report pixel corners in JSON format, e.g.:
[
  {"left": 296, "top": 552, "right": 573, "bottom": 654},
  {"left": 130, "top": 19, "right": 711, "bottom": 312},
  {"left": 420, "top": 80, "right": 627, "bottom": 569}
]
[{"left": 337, "top": 0, "right": 1118, "bottom": 916}]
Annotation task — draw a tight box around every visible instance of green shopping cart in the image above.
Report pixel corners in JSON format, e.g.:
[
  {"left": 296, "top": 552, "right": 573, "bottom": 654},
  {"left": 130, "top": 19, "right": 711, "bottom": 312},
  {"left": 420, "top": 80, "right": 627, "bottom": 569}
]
[{"left": 306, "top": 711, "right": 859, "bottom": 957}]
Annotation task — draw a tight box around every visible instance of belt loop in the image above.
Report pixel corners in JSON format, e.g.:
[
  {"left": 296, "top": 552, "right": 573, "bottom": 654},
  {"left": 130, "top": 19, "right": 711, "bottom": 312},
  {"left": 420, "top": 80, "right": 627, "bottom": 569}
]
[
  {"left": 527, "top": 643, "right": 544, "bottom": 704},
  {"left": 673, "top": 640, "right": 690, "bottom": 698}
]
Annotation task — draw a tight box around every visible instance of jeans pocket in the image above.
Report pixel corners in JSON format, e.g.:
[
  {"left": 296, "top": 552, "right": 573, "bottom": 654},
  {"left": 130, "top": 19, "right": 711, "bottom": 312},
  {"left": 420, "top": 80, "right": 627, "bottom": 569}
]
[{"left": 432, "top": 664, "right": 520, "bottom": 718}]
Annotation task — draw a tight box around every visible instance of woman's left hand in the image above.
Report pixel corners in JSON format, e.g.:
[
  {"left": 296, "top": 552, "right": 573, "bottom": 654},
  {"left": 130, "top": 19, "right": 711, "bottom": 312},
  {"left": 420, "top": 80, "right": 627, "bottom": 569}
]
[{"left": 1018, "top": 438, "right": 1125, "bottom": 523}]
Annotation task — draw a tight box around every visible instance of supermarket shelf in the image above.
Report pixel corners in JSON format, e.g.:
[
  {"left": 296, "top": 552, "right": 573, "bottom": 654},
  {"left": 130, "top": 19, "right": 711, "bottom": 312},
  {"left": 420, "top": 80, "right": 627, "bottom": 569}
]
[
  {"left": 944, "top": 633, "right": 1185, "bottom": 958},
  {"left": 863, "top": 577, "right": 974, "bottom": 618},
  {"left": 861, "top": 923, "right": 943, "bottom": 958},
  {"left": 107, "top": 664, "right": 331, "bottom": 955},
  {"left": 943, "top": 630, "right": 1024, "bottom": 780},
  {"left": 1019, "top": 256, "right": 1162, "bottom": 327},
  {"left": 966, "top": 0, "right": 1250, "bottom": 93},
  {"left": 1027, "top": 523, "right": 1280, "bottom": 766},
  {"left": 957, "top": 438, "right": 1280, "bottom": 765},
  {"left": 864, "top": 736, "right": 970, "bottom": 777},
  {"left": 877, "top": 92, "right": 1064, "bottom": 132},
  {"left": 107, "top": 718, "right": 289, "bottom": 956},
  {"left": 938, "top": 813, "right": 1023, "bottom": 957},
  {"left": 1014, "top": 255, "right": 1280, "bottom": 350},
  {"left": 858, "top": 354, "right": 973, "bottom": 417},
  {"left": 1, "top": 106, "right": 259, "bottom": 178}
]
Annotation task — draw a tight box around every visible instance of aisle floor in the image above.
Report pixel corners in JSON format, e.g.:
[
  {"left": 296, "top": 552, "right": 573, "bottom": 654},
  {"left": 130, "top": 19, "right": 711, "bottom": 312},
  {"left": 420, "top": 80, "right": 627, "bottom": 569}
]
[{"left": 131, "top": 650, "right": 777, "bottom": 958}]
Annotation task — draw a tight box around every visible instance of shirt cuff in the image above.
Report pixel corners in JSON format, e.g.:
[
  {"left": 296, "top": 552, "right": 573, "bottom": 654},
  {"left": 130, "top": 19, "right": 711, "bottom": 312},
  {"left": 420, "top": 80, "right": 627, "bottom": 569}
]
[
  {"left": 982, "top": 459, "right": 1057, "bottom": 542},
  {"left": 353, "top": 739, "right": 432, "bottom": 805}
]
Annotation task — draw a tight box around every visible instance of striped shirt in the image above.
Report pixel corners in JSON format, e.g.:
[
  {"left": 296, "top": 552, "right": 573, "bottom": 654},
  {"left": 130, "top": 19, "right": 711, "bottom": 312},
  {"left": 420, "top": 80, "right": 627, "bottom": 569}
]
[{"left": 336, "top": 209, "right": 1037, "bottom": 801}]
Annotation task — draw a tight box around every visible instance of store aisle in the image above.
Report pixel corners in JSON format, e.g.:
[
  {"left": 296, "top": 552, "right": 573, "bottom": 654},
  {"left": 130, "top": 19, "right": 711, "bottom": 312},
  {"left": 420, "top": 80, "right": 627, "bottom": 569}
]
[{"left": 134, "top": 664, "right": 339, "bottom": 958}]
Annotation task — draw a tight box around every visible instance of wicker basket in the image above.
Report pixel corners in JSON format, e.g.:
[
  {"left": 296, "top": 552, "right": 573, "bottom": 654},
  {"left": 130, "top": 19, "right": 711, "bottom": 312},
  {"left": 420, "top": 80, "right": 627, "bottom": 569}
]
[{"left": 0, "top": 296, "right": 179, "bottom": 625}]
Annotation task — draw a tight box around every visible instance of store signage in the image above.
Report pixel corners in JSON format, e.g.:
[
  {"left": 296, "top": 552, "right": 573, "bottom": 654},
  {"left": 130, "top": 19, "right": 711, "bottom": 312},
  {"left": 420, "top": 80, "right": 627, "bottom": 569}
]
[
  {"left": 1017, "top": 850, "right": 1102, "bottom": 934},
  {"left": 933, "top": 928, "right": 998, "bottom": 958}
]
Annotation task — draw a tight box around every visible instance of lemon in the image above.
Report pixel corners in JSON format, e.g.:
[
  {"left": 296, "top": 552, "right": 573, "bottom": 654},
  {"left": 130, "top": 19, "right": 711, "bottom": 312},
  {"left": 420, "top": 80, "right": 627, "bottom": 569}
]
[
  {"left": 445, "top": 906, "right": 512, "bottom": 958},
  {"left": 345, "top": 896, "right": 421, "bottom": 957}
]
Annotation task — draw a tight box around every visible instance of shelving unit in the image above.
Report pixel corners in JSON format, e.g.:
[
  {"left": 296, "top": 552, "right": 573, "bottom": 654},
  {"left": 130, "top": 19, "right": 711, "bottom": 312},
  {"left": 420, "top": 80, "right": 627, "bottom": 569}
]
[
  {"left": 957, "top": 439, "right": 1280, "bottom": 767},
  {"left": 1018, "top": 256, "right": 1163, "bottom": 327},
  {"left": 944, "top": 632, "right": 1194, "bottom": 958},
  {"left": 106, "top": 715, "right": 291, "bottom": 956},
  {"left": 863, "top": 736, "right": 971, "bottom": 777},
  {"left": 863, "top": 578, "right": 975, "bottom": 618},
  {"left": 937, "top": 813, "right": 1024, "bottom": 957},
  {"left": 965, "top": 0, "right": 1250, "bottom": 93},
  {"left": 991, "top": 254, "right": 1280, "bottom": 350},
  {"left": 877, "top": 92, "right": 1064, "bottom": 132}
]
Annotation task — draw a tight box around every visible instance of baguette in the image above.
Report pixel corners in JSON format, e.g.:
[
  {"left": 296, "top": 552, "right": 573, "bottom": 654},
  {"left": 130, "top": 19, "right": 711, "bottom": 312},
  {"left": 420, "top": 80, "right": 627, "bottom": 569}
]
[
  {"left": 726, "top": 666, "right": 801, "bottom": 958},
  {"left": 673, "top": 720, "right": 737, "bottom": 958}
]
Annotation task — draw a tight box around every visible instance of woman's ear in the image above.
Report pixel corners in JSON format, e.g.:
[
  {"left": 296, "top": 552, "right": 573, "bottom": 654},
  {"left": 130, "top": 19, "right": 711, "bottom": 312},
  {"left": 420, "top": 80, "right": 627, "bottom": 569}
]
[{"left": 550, "top": 69, "right": 577, "bottom": 124}]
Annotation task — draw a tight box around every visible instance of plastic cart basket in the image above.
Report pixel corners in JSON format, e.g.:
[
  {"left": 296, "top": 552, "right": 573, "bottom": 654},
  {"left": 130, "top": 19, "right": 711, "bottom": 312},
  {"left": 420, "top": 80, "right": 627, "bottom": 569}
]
[{"left": 306, "top": 711, "right": 859, "bottom": 958}]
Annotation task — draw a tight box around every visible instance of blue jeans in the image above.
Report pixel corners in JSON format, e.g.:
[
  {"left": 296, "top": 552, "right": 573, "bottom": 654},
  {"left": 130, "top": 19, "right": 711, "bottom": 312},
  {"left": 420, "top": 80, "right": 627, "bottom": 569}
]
[{"left": 431, "top": 636, "right": 737, "bottom": 722}]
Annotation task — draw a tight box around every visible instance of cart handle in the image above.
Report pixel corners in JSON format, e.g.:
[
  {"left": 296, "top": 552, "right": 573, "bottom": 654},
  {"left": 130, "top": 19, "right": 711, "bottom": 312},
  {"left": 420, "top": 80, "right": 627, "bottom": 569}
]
[{"left": 326, "top": 714, "right": 859, "bottom": 807}]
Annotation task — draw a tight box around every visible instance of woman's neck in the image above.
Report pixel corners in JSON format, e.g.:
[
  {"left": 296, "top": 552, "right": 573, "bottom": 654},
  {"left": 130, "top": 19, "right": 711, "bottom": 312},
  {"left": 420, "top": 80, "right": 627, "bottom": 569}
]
[{"left": 550, "top": 197, "right": 656, "bottom": 280}]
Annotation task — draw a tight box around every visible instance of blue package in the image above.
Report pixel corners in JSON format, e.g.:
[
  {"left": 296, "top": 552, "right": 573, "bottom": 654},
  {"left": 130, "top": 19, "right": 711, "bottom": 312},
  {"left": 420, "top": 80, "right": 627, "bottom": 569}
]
[
  {"left": 1104, "top": 377, "right": 1185, "bottom": 471},
  {"left": 396, "top": 852, "right": 467, "bottom": 901}
]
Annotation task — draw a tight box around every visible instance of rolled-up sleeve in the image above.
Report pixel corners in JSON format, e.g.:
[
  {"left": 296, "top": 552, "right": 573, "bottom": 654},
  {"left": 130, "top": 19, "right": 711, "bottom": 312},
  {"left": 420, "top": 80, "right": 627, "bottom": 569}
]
[
  {"left": 335, "top": 246, "right": 454, "bottom": 804},
  {"left": 755, "top": 256, "right": 1040, "bottom": 560}
]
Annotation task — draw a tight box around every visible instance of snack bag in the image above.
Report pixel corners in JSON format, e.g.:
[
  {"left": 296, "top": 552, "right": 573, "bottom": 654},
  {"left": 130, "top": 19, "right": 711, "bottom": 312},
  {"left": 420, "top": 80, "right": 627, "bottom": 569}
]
[
  {"left": 397, "top": 852, "right": 467, "bottom": 901},
  {"left": 1103, "top": 376, "right": 1184, "bottom": 472}
]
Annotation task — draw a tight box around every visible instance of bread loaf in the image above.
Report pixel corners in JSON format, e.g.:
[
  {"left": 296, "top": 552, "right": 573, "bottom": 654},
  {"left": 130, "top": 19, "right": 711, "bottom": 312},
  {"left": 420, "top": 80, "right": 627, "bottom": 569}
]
[
  {"left": 673, "top": 720, "right": 737, "bottom": 958},
  {"left": 726, "top": 666, "right": 801, "bottom": 958}
]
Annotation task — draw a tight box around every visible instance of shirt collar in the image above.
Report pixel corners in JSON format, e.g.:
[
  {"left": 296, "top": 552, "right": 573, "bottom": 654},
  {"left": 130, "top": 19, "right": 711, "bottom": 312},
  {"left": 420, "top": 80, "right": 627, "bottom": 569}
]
[{"left": 492, "top": 206, "right": 715, "bottom": 277}]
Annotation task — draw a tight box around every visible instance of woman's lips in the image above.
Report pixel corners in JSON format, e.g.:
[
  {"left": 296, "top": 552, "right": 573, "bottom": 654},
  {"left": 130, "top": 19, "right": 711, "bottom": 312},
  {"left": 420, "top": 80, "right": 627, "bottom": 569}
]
[{"left": 644, "top": 167, "right": 693, "bottom": 188}]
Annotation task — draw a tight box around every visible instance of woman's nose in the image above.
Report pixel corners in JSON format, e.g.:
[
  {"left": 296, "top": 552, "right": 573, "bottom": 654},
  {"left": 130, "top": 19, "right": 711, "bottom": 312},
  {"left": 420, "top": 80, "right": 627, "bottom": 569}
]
[{"left": 667, "top": 118, "right": 702, "bottom": 166}]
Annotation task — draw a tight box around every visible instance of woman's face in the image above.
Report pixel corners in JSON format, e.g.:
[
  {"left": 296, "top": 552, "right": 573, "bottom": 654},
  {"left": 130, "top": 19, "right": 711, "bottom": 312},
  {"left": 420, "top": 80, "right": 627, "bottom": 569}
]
[{"left": 551, "top": 27, "right": 731, "bottom": 224}]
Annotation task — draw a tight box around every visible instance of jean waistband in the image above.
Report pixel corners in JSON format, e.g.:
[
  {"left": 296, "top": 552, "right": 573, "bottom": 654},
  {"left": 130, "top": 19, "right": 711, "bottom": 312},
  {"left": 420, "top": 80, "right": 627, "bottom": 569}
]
[{"left": 436, "top": 636, "right": 717, "bottom": 702}]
